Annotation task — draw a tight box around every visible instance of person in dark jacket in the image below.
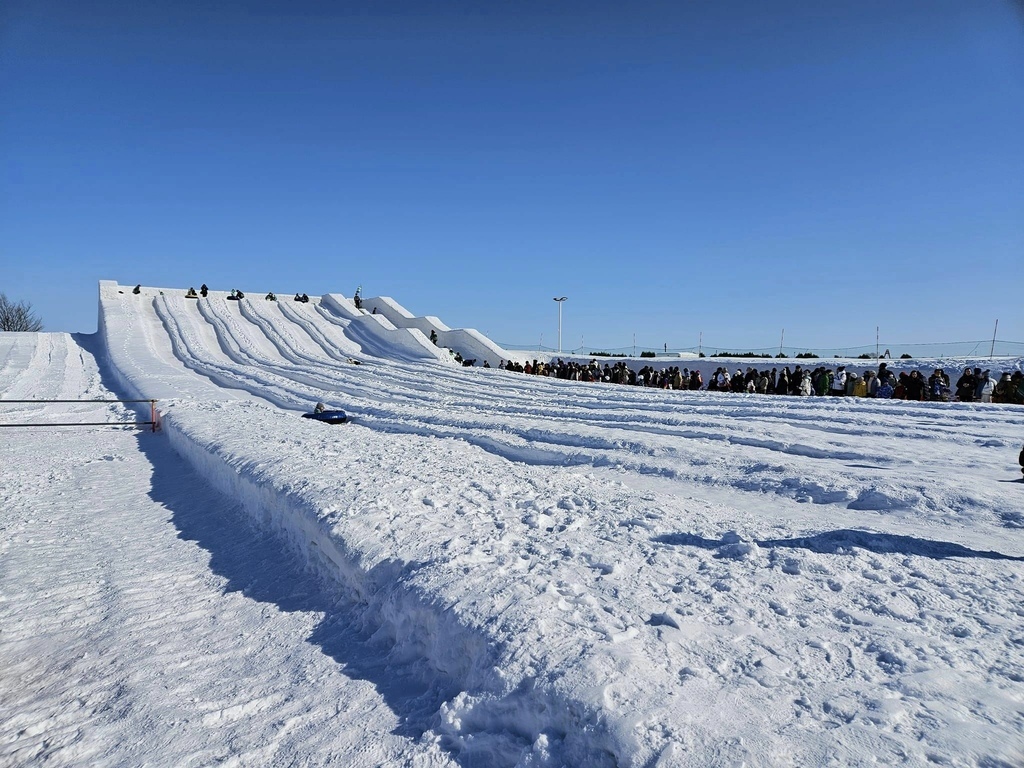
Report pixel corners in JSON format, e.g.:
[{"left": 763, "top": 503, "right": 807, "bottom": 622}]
[
  {"left": 790, "top": 366, "right": 803, "bottom": 395},
  {"left": 200, "top": 284, "right": 208, "bottom": 297},
  {"left": 973, "top": 368, "right": 986, "bottom": 400},
  {"left": 955, "top": 369, "right": 976, "bottom": 402},
  {"left": 927, "top": 369, "right": 950, "bottom": 401},
  {"left": 904, "top": 370, "right": 926, "bottom": 401},
  {"left": 1012, "top": 372, "right": 1024, "bottom": 405},
  {"left": 993, "top": 373, "right": 1014, "bottom": 403},
  {"left": 775, "top": 369, "right": 789, "bottom": 395}
]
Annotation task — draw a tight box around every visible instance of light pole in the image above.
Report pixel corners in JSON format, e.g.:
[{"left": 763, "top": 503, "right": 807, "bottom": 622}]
[{"left": 553, "top": 297, "right": 567, "bottom": 354}]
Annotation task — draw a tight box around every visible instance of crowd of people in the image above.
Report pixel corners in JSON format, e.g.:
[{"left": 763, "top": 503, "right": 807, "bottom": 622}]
[
  {"left": 172, "top": 285, "right": 390, "bottom": 318},
  {"left": 497, "top": 358, "right": 1024, "bottom": 404}
]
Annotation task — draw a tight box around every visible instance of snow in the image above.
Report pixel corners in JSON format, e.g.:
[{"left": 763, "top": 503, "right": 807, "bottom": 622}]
[{"left": 2, "top": 282, "right": 1023, "bottom": 767}]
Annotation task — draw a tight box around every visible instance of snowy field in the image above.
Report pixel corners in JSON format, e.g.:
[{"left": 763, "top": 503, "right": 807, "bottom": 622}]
[{"left": 2, "top": 283, "right": 1023, "bottom": 767}]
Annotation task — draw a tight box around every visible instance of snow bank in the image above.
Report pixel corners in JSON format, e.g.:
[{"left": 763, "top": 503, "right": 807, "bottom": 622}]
[{"left": 154, "top": 400, "right": 631, "bottom": 766}]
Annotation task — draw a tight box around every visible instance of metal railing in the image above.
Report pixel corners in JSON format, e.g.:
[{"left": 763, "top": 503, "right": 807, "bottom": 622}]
[{"left": 0, "top": 399, "right": 160, "bottom": 432}]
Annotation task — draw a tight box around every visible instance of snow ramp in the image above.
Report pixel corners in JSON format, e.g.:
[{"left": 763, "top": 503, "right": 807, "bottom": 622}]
[
  {"left": 363, "top": 295, "right": 511, "bottom": 366},
  {"left": 318, "top": 293, "right": 451, "bottom": 363}
]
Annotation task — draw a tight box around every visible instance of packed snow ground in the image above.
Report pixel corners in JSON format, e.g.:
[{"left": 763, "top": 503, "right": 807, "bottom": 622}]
[{"left": 2, "top": 283, "right": 1023, "bottom": 767}]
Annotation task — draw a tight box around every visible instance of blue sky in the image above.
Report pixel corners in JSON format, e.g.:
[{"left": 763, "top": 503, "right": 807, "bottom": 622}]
[{"left": 2, "top": 0, "right": 1022, "bottom": 352}]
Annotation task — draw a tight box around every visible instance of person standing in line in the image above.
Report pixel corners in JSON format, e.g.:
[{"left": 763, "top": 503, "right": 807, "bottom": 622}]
[
  {"left": 978, "top": 370, "right": 995, "bottom": 402},
  {"left": 955, "top": 368, "right": 976, "bottom": 402},
  {"left": 831, "top": 366, "right": 847, "bottom": 396}
]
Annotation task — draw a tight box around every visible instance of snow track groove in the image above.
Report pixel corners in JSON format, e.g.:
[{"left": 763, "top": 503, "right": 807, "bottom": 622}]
[
  {"left": 239, "top": 298, "right": 340, "bottom": 365},
  {"left": 146, "top": 290, "right": 1022, "bottom": 532},
  {"left": 276, "top": 300, "right": 363, "bottom": 360}
]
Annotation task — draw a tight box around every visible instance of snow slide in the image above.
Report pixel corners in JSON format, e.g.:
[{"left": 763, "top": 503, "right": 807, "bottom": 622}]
[
  {"left": 362, "top": 294, "right": 511, "bottom": 366},
  {"left": 21, "top": 280, "right": 1023, "bottom": 767}
]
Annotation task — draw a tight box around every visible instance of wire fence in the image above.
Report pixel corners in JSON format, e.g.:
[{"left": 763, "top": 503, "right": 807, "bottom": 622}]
[
  {"left": 0, "top": 399, "right": 160, "bottom": 431},
  {"left": 497, "top": 339, "right": 1024, "bottom": 360}
]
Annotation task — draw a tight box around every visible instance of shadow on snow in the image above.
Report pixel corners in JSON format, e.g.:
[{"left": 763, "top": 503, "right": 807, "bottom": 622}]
[
  {"left": 77, "top": 334, "right": 465, "bottom": 761},
  {"left": 134, "top": 431, "right": 475, "bottom": 754},
  {"left": 654, "top": 530, "right": 1023, "bottom": 561}
]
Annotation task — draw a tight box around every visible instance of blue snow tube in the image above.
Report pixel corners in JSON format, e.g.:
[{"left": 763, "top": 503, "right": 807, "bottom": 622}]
[{"left": 302, "top": 410, "right": 349, "bottom": 425}]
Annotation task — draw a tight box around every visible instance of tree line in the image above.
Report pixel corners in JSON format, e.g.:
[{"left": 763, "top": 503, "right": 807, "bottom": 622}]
[{"left": 0, "top": 293, "right": 43, "bottom": 332}]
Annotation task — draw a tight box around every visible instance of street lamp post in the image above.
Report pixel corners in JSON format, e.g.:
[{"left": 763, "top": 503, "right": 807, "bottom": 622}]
[{"left": 553, "top": 297, "right": 567, "bottom": 354}]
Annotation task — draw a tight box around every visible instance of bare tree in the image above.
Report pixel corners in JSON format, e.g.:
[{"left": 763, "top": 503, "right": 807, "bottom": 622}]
[{"left": 0, "top": 292, "right": 44, "bottom": 332}]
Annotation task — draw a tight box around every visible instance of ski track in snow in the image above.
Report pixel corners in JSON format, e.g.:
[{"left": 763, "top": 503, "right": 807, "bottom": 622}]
[{"left": 2, "top": 283, "right": 1023, "bottom": 767}]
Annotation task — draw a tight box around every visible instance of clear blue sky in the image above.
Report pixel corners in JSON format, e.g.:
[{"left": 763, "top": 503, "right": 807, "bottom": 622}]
[{"left": 2, "top": 0, "right": 1022, "bottom": 351}]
